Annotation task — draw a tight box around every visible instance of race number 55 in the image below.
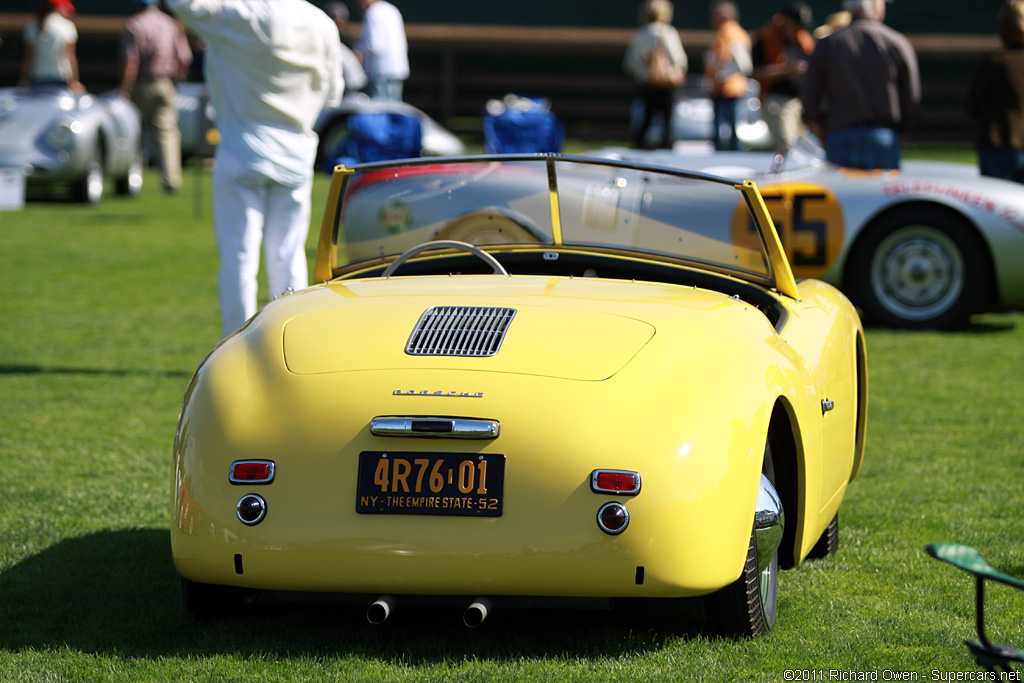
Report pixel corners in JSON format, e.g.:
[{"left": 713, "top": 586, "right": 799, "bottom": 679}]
[{"left": 758, "top": 183, "right": 845, "bottom": 280}]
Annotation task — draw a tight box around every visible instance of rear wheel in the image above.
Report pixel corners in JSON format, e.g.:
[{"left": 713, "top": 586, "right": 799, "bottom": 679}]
[
  {"left": 702, "top": 441, "right": 779, "bottom": 637},
  {"left": 846, "top": 206, "right": 989, "bottom": 329},
  {"left": 807, "top": 513, "right": 839, "bottom": 560}
]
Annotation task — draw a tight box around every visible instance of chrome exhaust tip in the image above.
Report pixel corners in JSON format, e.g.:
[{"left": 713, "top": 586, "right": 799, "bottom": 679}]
[
  {"left": 367, "top": 595, "right": 394, "bottom": 625},
  {"left": 463, "top": 597, "right": 492, "bottom": 628}
]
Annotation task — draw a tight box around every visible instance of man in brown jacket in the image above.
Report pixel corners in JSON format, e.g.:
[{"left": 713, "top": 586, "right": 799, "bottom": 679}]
[{"left": 800, "top": 0, "right": 919, "bottom": 169}]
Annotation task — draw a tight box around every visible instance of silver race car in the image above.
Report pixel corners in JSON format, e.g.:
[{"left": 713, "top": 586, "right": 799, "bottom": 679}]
[
  {"left": 0, "top": 85, "right": 143, "bottom": 204},
  {"left": 593, "top": 141, "right": 1024, "bottom": 329}
]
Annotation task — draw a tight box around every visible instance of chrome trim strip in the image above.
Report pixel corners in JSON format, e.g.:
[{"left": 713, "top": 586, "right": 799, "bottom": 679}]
[
  {"left": 370, "top": 417, "right": 500, "bottom": 439},
  {"left": 392, "top": 389, "right": 484, "bottom": 398}
]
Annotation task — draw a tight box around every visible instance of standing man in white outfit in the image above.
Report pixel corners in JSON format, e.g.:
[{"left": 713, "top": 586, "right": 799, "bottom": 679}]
[
  {"left": 166, "top": 0, "right": 344, "bottom": 338},
  {"left": 355, "top": 0, "right": 408, "bottom": 100}
]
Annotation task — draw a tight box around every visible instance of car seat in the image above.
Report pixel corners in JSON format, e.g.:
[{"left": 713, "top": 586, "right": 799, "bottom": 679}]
[
  {"left": 329, "top": 111, "right": 422, "bottom": 169},
  {"left": 482, "top": 94, "right": 563, "bottom": 154}
]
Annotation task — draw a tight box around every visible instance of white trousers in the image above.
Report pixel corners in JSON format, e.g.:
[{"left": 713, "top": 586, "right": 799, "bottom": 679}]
[{"left": 212, "top": 158, "right": 312, "bottom": 337}]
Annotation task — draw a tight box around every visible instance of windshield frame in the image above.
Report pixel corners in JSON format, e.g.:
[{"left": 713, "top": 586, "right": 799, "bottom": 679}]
[{"left": 314, "top": 154, "right": 798, "bottom": 299}]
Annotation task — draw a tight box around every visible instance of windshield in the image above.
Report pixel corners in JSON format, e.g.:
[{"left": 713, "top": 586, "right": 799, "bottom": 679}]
[{"left": 333, "top": 156, "right": 774, "bottom": 284}]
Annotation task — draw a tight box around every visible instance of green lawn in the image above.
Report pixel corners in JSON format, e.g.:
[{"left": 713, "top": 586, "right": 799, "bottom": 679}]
[{"left": 0, "top": 159, "right": 1021, "bottom": 682}]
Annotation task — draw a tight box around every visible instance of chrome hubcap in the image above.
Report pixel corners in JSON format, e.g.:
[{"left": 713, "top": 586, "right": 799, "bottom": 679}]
[
  {"left": 870, "top": 227, "right": 963, "bottom": 320},
  {"left": 760, "top": 553, "right": 779, "bottom": 626}
]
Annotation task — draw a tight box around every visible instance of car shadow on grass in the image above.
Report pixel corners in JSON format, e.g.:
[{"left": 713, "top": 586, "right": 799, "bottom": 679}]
[
  {"left": 0, "top": 363, "right": 193, "bottom": 379},
  {"left": 861, "top": 314, "right": 1017, "bottom": 335},
  {"left": 0, "top": 529, "right": 702, "bottom": 661}
]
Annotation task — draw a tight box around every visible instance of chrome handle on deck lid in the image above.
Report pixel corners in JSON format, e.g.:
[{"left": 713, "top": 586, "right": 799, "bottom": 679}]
[{"left": 370, "top": 417, "right": 500, "bottom": 439}]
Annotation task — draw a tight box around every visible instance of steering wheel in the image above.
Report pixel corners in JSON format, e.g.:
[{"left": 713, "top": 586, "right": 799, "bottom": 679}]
[{"left": 382, "top": 240, "right": 509, "bottom": 277}]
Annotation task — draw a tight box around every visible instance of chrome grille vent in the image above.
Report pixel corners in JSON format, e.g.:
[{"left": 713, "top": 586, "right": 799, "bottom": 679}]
[{"left": 406, "top": 306, "right": 516, "bottom": 357}]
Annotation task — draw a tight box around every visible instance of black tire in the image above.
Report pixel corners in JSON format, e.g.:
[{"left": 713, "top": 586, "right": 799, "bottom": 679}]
[
  {"left": 181, "top": 577, "right": 258, "bottom": 621},
  {"left": 702, "top": 441, "right": 779, "bottom": 637},
  {"left": 806, "top": 513, "right": 839, "bottom": 560},
  {"left": 845, "top": 206, "right": 990, "bottom": 329}
]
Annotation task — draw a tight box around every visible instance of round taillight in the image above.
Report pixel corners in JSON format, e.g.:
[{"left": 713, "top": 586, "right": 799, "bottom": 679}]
[
  {"left": 597, "top": 502, "right": 629, "bottom": 535},
  {"left": 237, "top": 494, "right": 267, "bottom": 525}
]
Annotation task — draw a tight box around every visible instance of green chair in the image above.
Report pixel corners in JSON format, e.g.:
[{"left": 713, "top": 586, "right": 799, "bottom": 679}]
[{"left": 925, "top": 543, "right": 1024, "bottom": 675}]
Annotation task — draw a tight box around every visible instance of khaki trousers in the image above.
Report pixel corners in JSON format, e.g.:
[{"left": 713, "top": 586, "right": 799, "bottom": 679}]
[{"left": 132, "top": 77, "right": 182, "bottom": 191}]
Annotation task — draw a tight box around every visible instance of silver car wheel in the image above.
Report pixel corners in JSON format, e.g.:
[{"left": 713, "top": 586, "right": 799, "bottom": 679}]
[
  {"left": 869, "top": 226, "right": 965, "bottom": 322},
  {"left": 82, "top": 158, "right": 104, "bottom": 204},
  {"left": 116, "top": 152, "right": 144, "bottom": 197},
  {"left": 702, "top": 440, "right": 779, "bottom": 636}
]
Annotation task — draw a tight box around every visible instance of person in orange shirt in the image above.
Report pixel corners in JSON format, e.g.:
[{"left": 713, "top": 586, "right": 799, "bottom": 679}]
[
  {"left": 704, "top": 0, "right": 751, "bottom": 150},
  {"left": 752, "top": 3, "right": 815, "bottom": 150}
]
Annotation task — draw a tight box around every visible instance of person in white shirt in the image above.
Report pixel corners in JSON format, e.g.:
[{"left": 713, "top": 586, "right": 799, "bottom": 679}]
[
  {"left": 20, "top": 0, "right": 84, "bottom": 94},
  {"left": 623, "top": 0, "right": 688, "bottom": 149},
  {"left": 355, "top": 0, "right": 408, "bottom": 100},
  {"left": 166, "top": 0, "right": 344, "bottom": 338}
]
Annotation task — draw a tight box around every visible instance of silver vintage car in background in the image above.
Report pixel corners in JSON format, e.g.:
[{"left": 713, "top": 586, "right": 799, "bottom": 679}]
[
  {"left": 0, "top": 85, "right": 144, "bottom": 204},
  {"left": 630, "top": 76, "right": 772, "bottom": 152},
  {"left": 594, "top": 141, "right": 1024, "bottom": 329}
]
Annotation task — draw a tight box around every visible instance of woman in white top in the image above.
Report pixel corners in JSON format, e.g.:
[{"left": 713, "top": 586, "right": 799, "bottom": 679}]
[
  {"left": 21, "top": 0, "right": 84, "bottom": 94},
  {"left": 623, "top": 0, "right": 688, "bottom": 149}
]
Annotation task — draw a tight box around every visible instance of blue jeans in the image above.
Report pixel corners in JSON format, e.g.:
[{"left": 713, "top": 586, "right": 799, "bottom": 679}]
[
  {"left": 825, "top": 127, "right": 901, "bottom": 170},
  {"left": 978, "top": 147, "right": 1024, "bottom": 184},
  {"left": 713, "top": 97, "right": 741, "bottom": 151}
]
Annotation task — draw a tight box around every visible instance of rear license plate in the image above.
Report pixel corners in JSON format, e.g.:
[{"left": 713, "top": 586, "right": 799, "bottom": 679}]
[{"left": 356, "top": 451, "right": 505, "bottom": 517}]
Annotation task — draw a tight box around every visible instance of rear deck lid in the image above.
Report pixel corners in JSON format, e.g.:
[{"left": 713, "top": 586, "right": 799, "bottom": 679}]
[{"left": 283, "top": 301, "right": 655, "bottom": 381}]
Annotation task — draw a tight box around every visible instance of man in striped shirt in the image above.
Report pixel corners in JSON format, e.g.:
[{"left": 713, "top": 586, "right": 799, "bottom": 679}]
[{"left": 119, "top": 0, "right": 192, "bottom": 193}]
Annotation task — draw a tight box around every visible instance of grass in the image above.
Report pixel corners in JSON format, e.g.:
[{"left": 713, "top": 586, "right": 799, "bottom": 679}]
[{"left": 1, "top": 153, "right": 1022, "bottom": 682}]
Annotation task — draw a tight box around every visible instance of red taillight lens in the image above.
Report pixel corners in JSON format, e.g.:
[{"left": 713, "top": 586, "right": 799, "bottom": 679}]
[
  {"left": 591, "top": 470, "right": 641, "bottom": 495},
  {"left": 229, "top": 460, "right": 275, "bottom": 484}
]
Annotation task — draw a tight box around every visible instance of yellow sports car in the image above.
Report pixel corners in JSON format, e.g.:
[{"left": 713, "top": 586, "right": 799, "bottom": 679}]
[{"left": 172, "top": 155, "right": 868, "bottom": 637}]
